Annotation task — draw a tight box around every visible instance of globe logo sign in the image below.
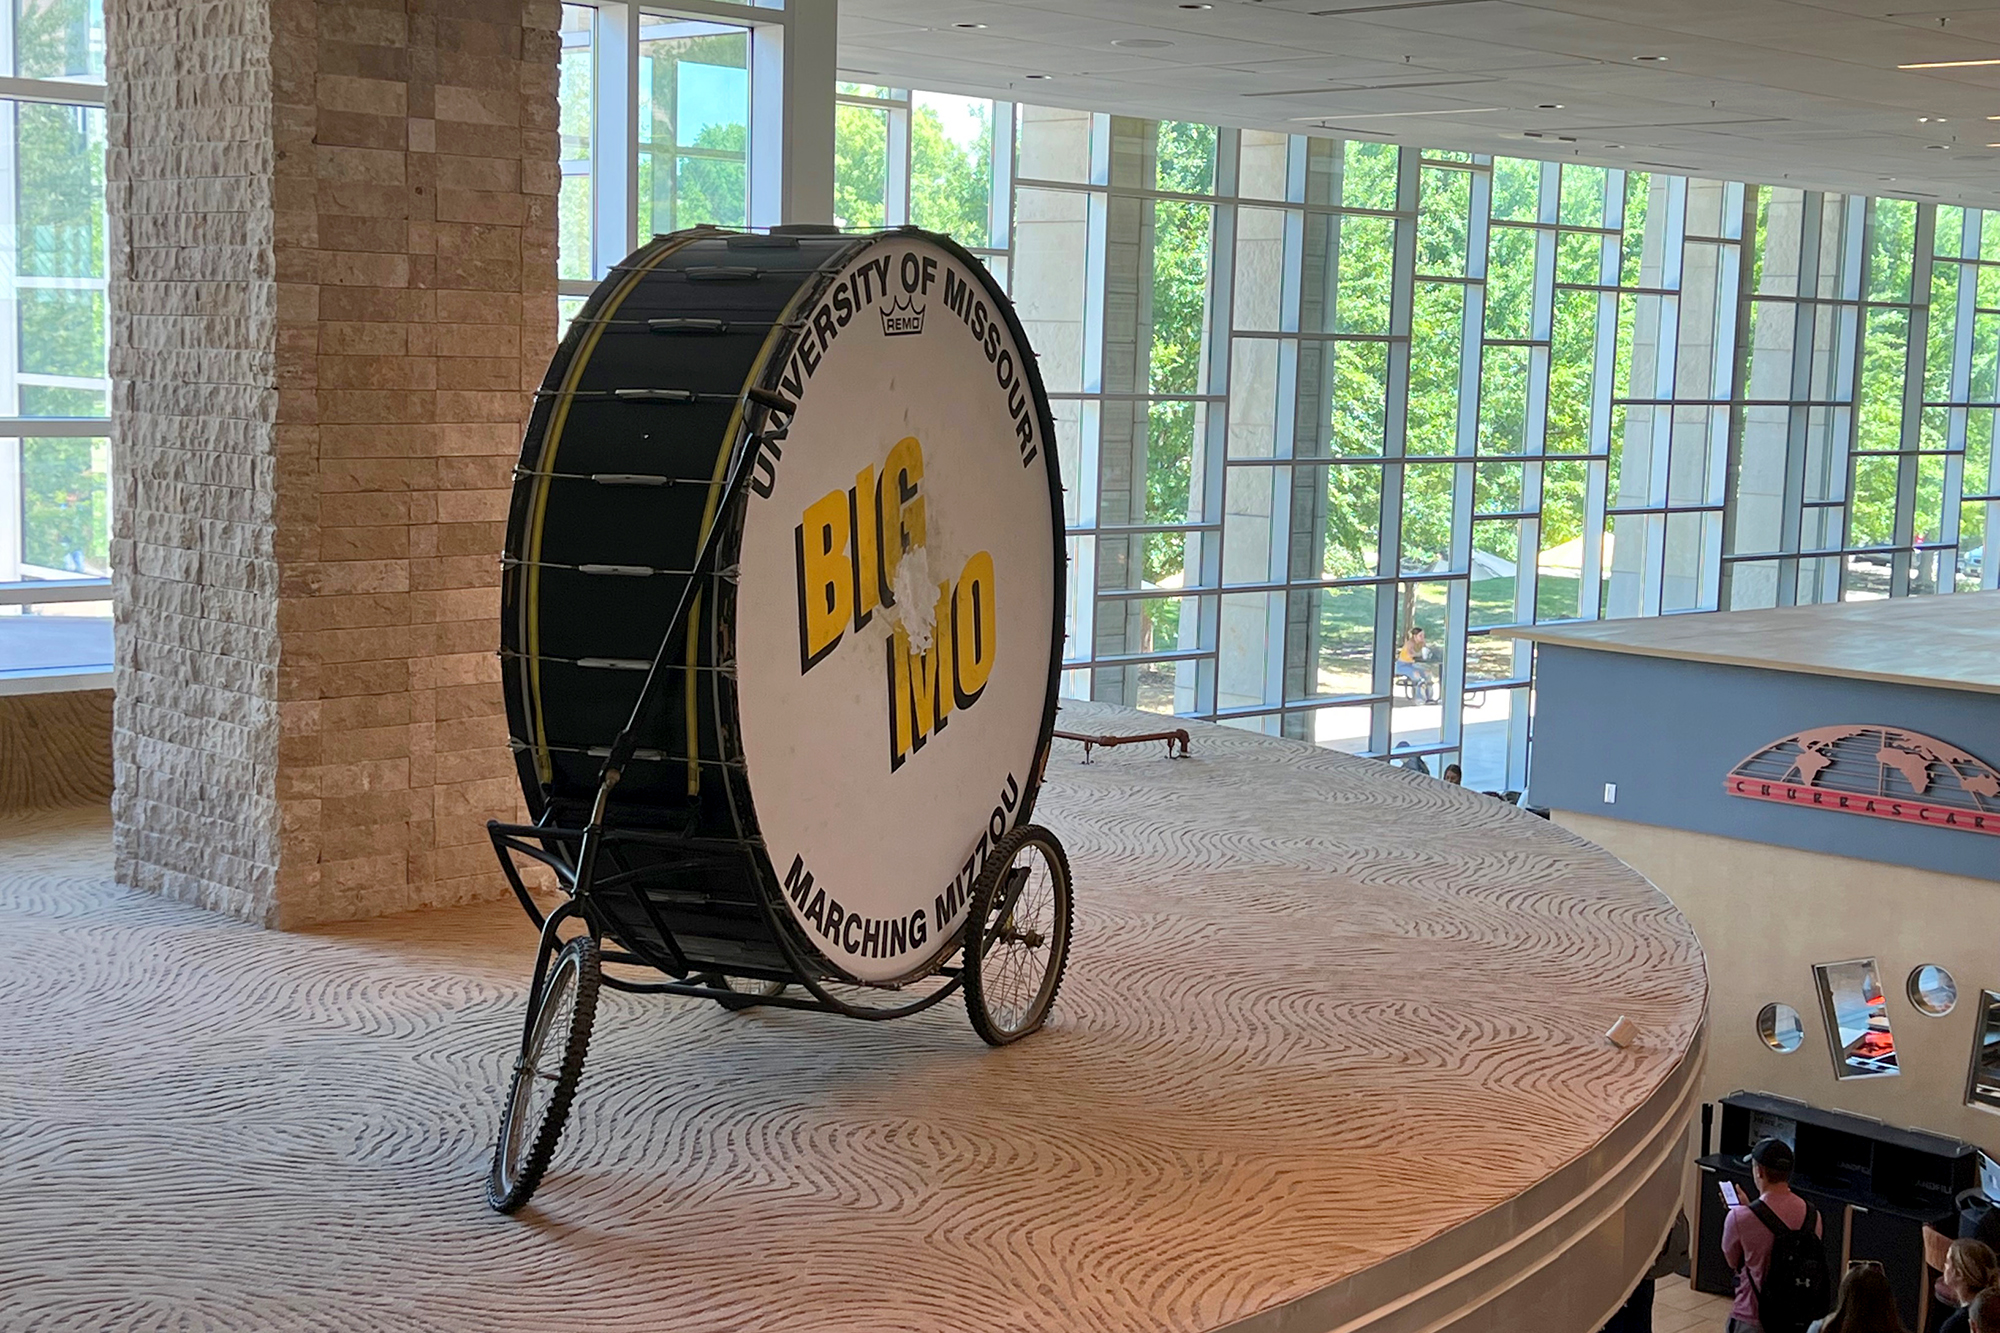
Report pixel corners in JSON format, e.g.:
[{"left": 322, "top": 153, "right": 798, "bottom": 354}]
[{"left": 1726, "top": 725, "right": 2000, "bottom": 837}]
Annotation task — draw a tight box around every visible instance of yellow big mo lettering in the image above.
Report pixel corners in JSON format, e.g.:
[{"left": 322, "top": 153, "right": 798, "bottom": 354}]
[
  {"left": 884, "top": 550, "right": 997, "bottom": 772},
  {"left": 791, "top": 435, "right": 999, "bottom": 772},
  {"left": 794, "top": 435, "right": 924, "bottom": 671}
]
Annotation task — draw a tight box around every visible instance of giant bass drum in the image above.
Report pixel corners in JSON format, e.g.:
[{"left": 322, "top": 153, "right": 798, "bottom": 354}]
[{"left": 483, "top": 226, "right": 1074, "bottom": 1211}]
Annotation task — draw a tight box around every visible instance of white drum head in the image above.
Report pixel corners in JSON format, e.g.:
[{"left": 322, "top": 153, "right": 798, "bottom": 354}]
[{"left": 733, "top": 235, "right": 1061, "bottom": 983}]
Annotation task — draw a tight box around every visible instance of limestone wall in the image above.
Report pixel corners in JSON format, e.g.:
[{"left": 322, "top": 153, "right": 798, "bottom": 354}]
[{"left": 108, "top": 0, "right": 558, "bottom": 926}]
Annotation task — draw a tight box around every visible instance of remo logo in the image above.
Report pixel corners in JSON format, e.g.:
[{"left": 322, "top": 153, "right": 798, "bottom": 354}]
[{"left": 730, "top": 236, "right": 1059, "bottom": 983}]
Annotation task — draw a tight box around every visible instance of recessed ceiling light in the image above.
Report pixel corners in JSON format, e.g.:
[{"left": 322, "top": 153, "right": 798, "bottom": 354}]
[
  {"left": 1178, "top": 2, "right": 1213, "bottom": 7},
  {"left": 1537, "top": 103, "right": 1565, "bottom": 109},
  {"left": 953, "top": 21, "right": 986, "bottom": 28},
  {"left": 1919, "top": 116, "right": 1946, "bottom": 123},
  {"left": 1024, "top": 73, "right": 1053, "bottom": 79},
  {"left": 1112, "top": 37, "right": 1175, "bottom": 48},
  {"left": 1926, "top": 142, "right": 1951, "bottom": 149},
  {"left": 1632, "top": 54, "right": 1668, "bottom": 62},
  {"left": 1604, "top": 142, "right": 1625, "bottom": 149},
  {"left": 1899, "top": 57, "right": 2000, "bottom": 69}
]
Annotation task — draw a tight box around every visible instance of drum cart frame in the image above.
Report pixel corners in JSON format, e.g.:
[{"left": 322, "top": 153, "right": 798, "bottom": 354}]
[{"left": 483, "top": 362, "right": 1073, "bottom": 1214}]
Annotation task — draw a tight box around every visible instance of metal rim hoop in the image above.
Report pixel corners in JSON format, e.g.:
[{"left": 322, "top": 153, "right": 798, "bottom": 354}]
[
  {"left": 487, "top": 935, "right": 600, "bottom": 1213},
  {"left": 964, "top": 824, "right": 1072, "bottom": 1046}
]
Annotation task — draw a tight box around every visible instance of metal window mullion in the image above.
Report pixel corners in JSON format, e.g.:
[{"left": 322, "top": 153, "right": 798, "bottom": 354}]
[
  {"left": 1702, "top": 228, "right": 1745, "bottom": 611},
  {"left": 988, "top": 100, "right": 1015, "bottom": 250},
  {"left": 1836, "top": 196, "right": 1873, "bottom": 598},
  {"left": 884, "top": 98, "right": 910, "bottom": 227},
  {"left": 1778, "top": 192, "right": 1830, "bottom": 603},
  {"left": 1369, "top": 145, "right": 1420, "bottom": 755},
  {"left": 1890, "top": 204, "right": 1937, "bottom": 595},
  {"left": 1440, "top": 157, "right": 1490, "bottom": 747}
]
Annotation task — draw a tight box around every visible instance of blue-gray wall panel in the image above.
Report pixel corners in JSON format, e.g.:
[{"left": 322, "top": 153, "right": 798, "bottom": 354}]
[{"left": 1528, "top": 645, "right": 2000, "bottom": 883}]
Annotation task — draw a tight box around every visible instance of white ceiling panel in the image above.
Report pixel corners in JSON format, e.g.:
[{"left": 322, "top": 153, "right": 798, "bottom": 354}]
[{"left": 838, "top": 0, "right": 2000, "bottom": 206}]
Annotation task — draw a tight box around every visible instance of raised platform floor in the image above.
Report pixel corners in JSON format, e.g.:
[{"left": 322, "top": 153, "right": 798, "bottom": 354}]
[{"left": 0, "top": 703, "right": 1706, "bottom": 1332}]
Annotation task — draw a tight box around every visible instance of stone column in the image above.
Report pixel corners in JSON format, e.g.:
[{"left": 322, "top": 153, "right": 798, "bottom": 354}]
[{"left": 107, "top": 0, "right": 558, "bottom": 927}]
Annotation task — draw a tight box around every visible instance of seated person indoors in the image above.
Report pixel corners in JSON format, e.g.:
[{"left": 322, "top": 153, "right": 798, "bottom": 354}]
[
  {"left": 1808, "top": 1263, "right": 1905, "bottom": 1333},
  {"left": 1722, "top": 1138, "right": 1825, "bottom": 1333},
  {"left": 1395, "top": 626, "right": 1437, "bottom": 704},
  {"left": 1970, "top": 1289, "right": 2000, "bottom": 1333},
  {"left": 1938, "top": 1239, "right": 2000, "bottom": 1333}
]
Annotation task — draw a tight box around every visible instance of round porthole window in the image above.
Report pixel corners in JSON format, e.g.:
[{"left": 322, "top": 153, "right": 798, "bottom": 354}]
[
  {"left": 1908, "top": 965, "right": 1958, "bottom": 1017},
  {"left": 1758, "top": 1002, "right": 1805, "bottom": 1054}
]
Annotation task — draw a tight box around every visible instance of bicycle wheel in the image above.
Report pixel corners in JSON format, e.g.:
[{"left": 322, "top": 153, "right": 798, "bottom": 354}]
[
  {"left": 964, "top": 825, "right": 1072, "bottom": 1047},
  {"left": 487, "top": 935, "right": 600, "bottom": 1212}
]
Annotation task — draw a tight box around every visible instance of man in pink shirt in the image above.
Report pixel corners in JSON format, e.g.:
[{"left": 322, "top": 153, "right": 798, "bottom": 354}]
[{"left": 1720, "top": 1138, "right": 1823, "bottom": 1333}]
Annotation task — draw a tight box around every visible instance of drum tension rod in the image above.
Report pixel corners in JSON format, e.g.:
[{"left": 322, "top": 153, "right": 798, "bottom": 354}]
[
  {"left": 499, "top": 557, "right": 700, "bottom": 578},
  {"left": 511, "top": 468, "right": 719, "bottom": 487},
  {"left": 497, "top": 649, "right": 735, "bottom": 677},
  {"left": 531, "top": 388, "right": 741, "bottom": 404}
]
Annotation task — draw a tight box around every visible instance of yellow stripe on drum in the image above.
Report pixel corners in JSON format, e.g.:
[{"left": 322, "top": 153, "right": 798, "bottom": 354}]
[
  {"left": 680, "top": 265, "right": 842, "bottom": 795},
  {"left": 521, "top": 232, "right": 702, "bottom": 789}
]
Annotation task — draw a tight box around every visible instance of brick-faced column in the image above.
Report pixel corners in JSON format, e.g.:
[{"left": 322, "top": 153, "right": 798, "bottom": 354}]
[{"left": 108, "top": 0, "right": 558, "bottom": 926}]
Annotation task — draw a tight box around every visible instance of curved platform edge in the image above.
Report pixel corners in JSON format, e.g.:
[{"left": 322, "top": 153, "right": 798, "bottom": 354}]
[{"left": 1225, "top": 1021, "right": 1708, "bottom": 1333}]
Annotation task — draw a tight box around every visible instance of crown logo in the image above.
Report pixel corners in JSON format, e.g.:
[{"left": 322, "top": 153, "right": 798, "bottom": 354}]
[{"left": 879, "top": 296, "right": 926, "bottom": 337}]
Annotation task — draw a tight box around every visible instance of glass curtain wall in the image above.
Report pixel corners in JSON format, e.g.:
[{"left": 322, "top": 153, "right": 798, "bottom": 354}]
[
  {"left": 557, "top": 0, "right": 783, "bottom": 325},
  {"left": 556, "top": 57, "right": 2000, "bottom": 790},
  {"left": 0, "top": 0, "right": 110, "bottom": 678}
]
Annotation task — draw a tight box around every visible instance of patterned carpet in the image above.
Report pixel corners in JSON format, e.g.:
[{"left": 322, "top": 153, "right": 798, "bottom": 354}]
[{"left": 0, "top": 704, "right": 1705, "bottom": 1332}]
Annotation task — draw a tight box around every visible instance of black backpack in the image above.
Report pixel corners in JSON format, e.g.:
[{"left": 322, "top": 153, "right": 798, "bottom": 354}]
[{"left": 1748, "top": 1199, "right": 1831, "bottom": 1333}]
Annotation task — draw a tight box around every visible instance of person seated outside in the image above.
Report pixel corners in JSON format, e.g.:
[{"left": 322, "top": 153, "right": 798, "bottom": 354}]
[
  {"left": 1969, "top": 1289, "right": 2000, "bottom": 1333},
  {"left": 1937, "top": 1239, "right": 2000, "bottom": 1333},
  {"left": 1722, "top": 1138, "right": 1824, "bottom": 1333},
  {"left": 1808, "top": 1263, "right": 1906, "bottom": 1333},
  {"left": 1442, "top": 763, "right": 1462, "bottom": 785},
  {"left": 1395, "top": 626, "right": 1437, "bottom": 704}
]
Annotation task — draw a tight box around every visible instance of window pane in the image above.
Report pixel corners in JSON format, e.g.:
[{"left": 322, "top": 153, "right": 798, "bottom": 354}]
[
  {"left": 1307, "top": 585, "right": 1377, "bottom": 698},
  {"left": 1559, "top": 164, "right": 1607, "bottom": 229},
  {"left": 1408, "top": 280, "right": 1463, "bottom": 457},
  {"left": 1328, "top": 341, "right": 1388, "bottom": 458},
  {"left": 1490, "top": 157, "right": 1540, "bottom": 223},
  {"left": 1011, "top": 187, "right": 1091, "bottom": 393},
  {"left": 637, "top": 20, "right": 749, "bottom": 236},
  {"left": 1234, "top": 207, "right": 1289, "bottom": 332},
  {"left": 1400, "top": 462, "right": 1455, "bottom": 571},
  {"left": 15, "top": 0, "right": 102, "bottom": 82},
  {"left": 1156, "top": 120, "right": 1215, "bottom": 195},
  {"left": 1016, "top": 105, "right": 1091, "bottom": 183},
  {"left": 1485, "top": 226, "right": 1535, "bottom": 340},
  {"left": 1469, "top": 520, "right": 1520, "bottom": 629},
  {"left": 1478, "top": 345, "right": 1530, "bottom": 454},
  {"left": 1868, "top": 199, "right": 1917, "bottom": 304},
  {"left": 21, "top": 436, "right": 107, "bottom": 575},
  {"left": 911, "top": 92, "right": 993, "bottom": 246},
  {"left": 558, "top": 5, "right": 593, "bottom": 278},
  {"left": 1239, "top": 130, "right": 1290, "bottom": 201},
  {"left": 1151, "top": 200, "right": 1212, "bottom": 394},
  {"left": 13, "top": 102, "right": 106, "bottom": 416},
  {"left": 1144, "top": 400, "right": 1200, "bottom": 528},
  {"left": 1815, "top": 959, "right": 1898, "bottom": 1078},
  {"left": 1548, "top": 288, "right": 1597, "bottom": 453},
  {"left": 834, "top": 102, "right": 888, "bottom": 230},
  {"left": 1416, "top": 166, "right": 1469, "bottom": 277},
  {"left": 1538, "top": 460, "right": 1590, "bottom": 620},
  {"left": 1340, "top": 141, "right": 1398, "bottom": 211},
  {"left": 1321, "top": 463, "right": 1382, "bottom": 578}
]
